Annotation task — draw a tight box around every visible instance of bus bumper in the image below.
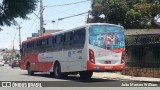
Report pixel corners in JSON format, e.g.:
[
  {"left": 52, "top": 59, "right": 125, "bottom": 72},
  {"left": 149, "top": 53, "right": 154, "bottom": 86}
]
[{"left": 87, "top": 61, "right": 125, "bottom": 71}]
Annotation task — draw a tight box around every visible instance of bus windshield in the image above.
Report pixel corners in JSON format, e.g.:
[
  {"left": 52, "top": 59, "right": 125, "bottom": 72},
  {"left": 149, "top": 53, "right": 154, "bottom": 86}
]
[{"left": 89, "top": 25, "right": 125, "bottom": 49}]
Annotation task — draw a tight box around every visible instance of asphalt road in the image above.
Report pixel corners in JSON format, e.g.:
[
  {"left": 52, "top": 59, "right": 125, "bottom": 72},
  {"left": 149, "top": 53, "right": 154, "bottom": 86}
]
[{"left": 0, "top": 64, "right": 159, "bottom": 90}]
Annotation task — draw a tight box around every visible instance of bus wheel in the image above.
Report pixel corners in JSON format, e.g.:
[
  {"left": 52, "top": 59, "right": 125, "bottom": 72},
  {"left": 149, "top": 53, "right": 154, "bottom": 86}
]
[
  {"left": 54, "top": 63, "right": 62, "bottom": 79},
  {"left": 27, "top": 63, "right": 34, "bottom": 76},
  {"left": 79, "top": 71, "right": 93, "bottom": 79}
]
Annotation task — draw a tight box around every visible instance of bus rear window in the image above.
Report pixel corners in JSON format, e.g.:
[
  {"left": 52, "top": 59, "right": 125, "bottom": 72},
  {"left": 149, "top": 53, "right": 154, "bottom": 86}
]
[{"left": 89, "top": 25, "right": 125, "bottom": 49}]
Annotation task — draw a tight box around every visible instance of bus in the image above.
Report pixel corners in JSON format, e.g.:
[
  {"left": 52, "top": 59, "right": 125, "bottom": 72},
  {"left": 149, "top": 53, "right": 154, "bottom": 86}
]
[{"left": 20, "top": 23, "right": 126, "bottom": 79}]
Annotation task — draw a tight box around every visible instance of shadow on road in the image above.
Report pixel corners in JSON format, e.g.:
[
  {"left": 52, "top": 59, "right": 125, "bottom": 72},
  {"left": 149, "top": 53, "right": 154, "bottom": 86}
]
[
  {"left": 21, "top": 73, "right": 118, "bottom": 83},
  {"left": 20, "top": 73, "right": 160, "bottom": 87}
]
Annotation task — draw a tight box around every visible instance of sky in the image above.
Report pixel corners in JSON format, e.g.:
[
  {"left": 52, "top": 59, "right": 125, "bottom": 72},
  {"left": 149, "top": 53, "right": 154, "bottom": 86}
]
[{"left": 0, "top": 0, "right": 91, "bottom": 50}]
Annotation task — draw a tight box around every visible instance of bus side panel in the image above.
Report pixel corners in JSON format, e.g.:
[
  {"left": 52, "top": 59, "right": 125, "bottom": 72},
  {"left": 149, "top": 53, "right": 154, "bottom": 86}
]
[
  {"left": 32, "top": 62, "right": 53, "bottom": 72},
  {"left": 28, "top": 53, "right": 53, "bottom": 72}
]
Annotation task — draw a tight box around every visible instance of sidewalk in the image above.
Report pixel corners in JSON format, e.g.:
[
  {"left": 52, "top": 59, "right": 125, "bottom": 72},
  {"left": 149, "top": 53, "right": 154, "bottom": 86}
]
[{"left": 92, "top": 72, "right": 160, "bottom": 83}]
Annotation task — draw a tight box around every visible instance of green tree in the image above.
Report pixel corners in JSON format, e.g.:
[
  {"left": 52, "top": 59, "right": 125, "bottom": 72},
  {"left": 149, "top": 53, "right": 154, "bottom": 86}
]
[
  {"left": 16, "top": 54, "right": 20, "bottom": 59},
  {"left": 91, "top": 0, "right": 160, "bottom": 29},
  {"left": 0, "top": 0, "right": 38, "bottom": 26}
]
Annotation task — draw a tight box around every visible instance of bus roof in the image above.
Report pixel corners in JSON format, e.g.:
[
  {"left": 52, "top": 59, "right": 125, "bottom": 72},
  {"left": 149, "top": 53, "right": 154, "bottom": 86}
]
[
  {"left": 22, "top": 23, "right": 123, "bottom": 44},
  {"left": 50, "top": 23, "right": 123, "bottom": 35},
  {"left": 22, "top": 34, "right": 52, "bottom": 44}
]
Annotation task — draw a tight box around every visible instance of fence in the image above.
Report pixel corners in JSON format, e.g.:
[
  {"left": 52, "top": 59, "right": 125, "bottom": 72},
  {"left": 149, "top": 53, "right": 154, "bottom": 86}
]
[{"left": 125, "top": 31, "right": 160, "bottom": 68}]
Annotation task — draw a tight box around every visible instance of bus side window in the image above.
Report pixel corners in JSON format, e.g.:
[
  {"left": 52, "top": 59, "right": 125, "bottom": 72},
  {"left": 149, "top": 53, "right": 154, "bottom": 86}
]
[
  {"left": 36, "top": 40, "right": 42, "bottom": 53},
  {"left": 79, "top": 29, "right": 85, "bottom": 44},
  {"left": 21, "top": 44, "right": 25, "bottom": 56},
  {"left": 63, "top": 32, "right": 73, "bottom": 50},
  {"left": 73, "top": 28, "right": 85, "bottom": 49},
  {"left": 45, "top": 37, "right": 52, "bottom": 51},
  {"left": 55, "top": 34, "right": 63, "bottom": 50},
  {"left": 51, "top": 36, "right": 55, "bottom": 51},
  {"left": 48, "top": 37, "right": 52, "bottom": 45},
  {"left": 31, "top": 42, "right": 35, "bottom": 53},
  {"left": 73, "top": 30, "right": 80, "bottom": 49},
  {"left": 46, "top": 38, "right": 49, "bottom": 45}
]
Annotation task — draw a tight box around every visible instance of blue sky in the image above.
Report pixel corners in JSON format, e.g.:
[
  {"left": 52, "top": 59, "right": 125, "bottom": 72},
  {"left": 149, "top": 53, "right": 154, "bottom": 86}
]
[{"left": 0, "top": 0, "right": 91, "bottom": 49}]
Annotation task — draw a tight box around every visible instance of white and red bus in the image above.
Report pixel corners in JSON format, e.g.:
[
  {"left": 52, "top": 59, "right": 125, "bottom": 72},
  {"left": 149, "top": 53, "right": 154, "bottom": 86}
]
[{"left": 20, "top": 23, "right": 126, "bottom": 79}]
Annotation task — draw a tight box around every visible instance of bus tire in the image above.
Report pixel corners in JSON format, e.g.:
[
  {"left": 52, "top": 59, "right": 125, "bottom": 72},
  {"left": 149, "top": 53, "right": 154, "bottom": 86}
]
[
  {"left": 27, "top": 63, "right": 34, "bottom": 76},
  {"left": 54, "top": 63, "right": 62, "bottom": 79},
  {"left": 53, "top": 63, "right": 68, "bottom": 79},
  {"left": 79, "top": 71, "right": 93, "bottom": 79}
]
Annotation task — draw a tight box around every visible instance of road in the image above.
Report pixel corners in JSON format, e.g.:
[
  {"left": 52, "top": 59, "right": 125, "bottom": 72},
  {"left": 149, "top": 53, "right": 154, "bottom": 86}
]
[{"left": 0, "top": 64, "right": 159, "bottom": 90}]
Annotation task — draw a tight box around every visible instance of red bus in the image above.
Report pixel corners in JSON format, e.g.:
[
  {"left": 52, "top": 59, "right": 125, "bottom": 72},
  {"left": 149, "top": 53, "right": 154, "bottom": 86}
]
[{"left": 20, "top": 23, "right": 126, "bottom": 79}]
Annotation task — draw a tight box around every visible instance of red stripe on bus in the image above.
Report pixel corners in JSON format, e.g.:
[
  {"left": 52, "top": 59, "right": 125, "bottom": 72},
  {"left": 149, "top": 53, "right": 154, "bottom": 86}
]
[
  {"left": 87, "top": 61, "right": 125, "bottom": 71},
  {"left": 110, "top": 48, "right": 125, "bottom": 53},
  {"left": 31, "top": 62, "right": 53, "bottom": 72}
]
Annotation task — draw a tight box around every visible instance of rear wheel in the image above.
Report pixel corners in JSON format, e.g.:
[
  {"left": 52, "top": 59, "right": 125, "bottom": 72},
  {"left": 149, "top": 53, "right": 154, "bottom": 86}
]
[
  {"left": 27, "top": 63, "right": 34, "bottom": 76},
  {"left": 54, "top": 63, "right": 62, "bottom": 78},
  {"left": 53, "top": 63, "right": 68, "bottom": 79},
  {"left": 79, "top": 71, "right": 93, "bottom": 79}
]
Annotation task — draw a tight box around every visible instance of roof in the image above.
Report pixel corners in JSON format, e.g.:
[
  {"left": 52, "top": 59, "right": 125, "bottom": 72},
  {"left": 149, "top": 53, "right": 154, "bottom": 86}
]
[
  {"left": 22, "top": 23, "right": 123, "bottom": 43},
  {"left": 125, "top": 29, "right": 160, "bottom": 35},
  {"left": 50, "top": 23, "right": 123, "bottom": 35},
  {"left": 22, "top": 34, "right": 52, "bottom": 44}
]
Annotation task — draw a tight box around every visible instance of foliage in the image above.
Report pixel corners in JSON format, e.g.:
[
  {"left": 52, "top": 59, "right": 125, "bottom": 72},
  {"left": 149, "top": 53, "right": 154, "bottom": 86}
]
[
  {"left": 16, "top": 54, "right": 20, "bottom": 58},
  {"left": 0, "top": 0, "right": 38, "bottom": 26},
  {"left": 91, "top": 0, "right": 160, "bottom": 29}
]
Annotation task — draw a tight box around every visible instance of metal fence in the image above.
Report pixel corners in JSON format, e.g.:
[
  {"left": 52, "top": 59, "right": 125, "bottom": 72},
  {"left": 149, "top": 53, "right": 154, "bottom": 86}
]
[{"left": 125, "top": 34, "right": 160, "bottom": 68}]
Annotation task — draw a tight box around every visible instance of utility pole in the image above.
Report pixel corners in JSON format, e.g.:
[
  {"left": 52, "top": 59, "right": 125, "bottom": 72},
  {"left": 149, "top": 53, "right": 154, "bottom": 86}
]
[
  {"left": 40, "top": 0, "right": 44, "bottom": 36},
  {"left": 12, "top": 39, "right": 15, "bottom": 54},
  {"left": 87, "top": 10, "right": 91, "bottom": 23},
  {"left": 18, "top": 25, "right": 22, "bottom": 49}
]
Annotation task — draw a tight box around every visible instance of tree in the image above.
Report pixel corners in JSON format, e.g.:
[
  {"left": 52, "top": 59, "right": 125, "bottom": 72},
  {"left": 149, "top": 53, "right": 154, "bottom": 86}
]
[
  {"left": 16, "top": 54, "right": 20, "bottom": 59},
  {"left": 0, "top": 0, "right": 38, "bottom": 26},
  {"left": 91, "top": 0, "right": 160, "bottom": 29}
]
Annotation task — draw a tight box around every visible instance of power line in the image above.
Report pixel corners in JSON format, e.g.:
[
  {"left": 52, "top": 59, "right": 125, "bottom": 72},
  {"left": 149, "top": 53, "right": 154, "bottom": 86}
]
[
  {"left": 22, "top": 16, "right": 38, "bottom": 36},
  {"left": 44, "top": 0, "right": 90, "bottom": 7},
  {"left": 57, "top": 12, "right": 88, "bottom": 21},
  {"left": 44, "top": 2, "right": 89, "bottom": 19},
  {"left": 44, "top": 12, "right": 88, "bottom": 26},
  {"left": 22, "top": 10, "right": 40, "bottom": 36}
]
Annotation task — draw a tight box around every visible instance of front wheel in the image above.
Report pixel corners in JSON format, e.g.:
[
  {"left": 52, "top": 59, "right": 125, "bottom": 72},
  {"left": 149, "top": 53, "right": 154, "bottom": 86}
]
[
  {"left": 27, "top": 63, "right": 34, "bottom": 76},
  {"left": 79, "top": 71, "right": 93, "bottom": 79}
]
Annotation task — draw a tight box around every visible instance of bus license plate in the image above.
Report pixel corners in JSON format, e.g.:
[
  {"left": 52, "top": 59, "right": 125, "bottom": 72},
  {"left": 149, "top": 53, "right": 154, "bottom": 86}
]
[{"left": 105, "top": 61, "right": 111, "bottom": 64}]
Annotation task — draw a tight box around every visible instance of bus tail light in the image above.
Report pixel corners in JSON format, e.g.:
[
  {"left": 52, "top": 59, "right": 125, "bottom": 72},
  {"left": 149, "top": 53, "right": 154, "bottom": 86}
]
[
  {"left": 121, "top": 52, "right": 125, "bottom": 63},
  {"left": 89, "top": 49, "right": 95, "bottom": 63}
]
